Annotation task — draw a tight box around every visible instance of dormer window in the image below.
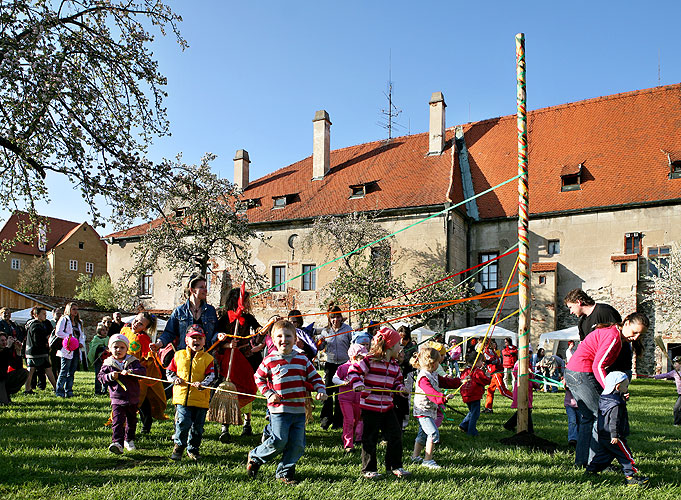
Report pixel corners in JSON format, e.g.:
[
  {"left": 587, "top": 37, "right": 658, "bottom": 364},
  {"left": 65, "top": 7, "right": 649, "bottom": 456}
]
[
  {"left": 273, "top": 196, "right": 287, "bottom": 209},
  {"left": 670, "top": 160, "right": 681, "bottom": 180},
  {"left": 560, "top": 163, "right": 582, "bottom": 192},
  {"left": 349, "top": 181, "right": 378, "bottom": 199},
  {"left": 271, "top": 194, "right": 299, "bottom": 210}
]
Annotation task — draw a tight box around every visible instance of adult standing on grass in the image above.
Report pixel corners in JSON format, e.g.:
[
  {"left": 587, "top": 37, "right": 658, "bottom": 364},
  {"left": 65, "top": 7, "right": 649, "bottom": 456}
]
[
  {"left": 54, "top": 303, "right": 85, "bottom": 398},
  {"left": 49, "top": 307, "right": 63, "bottom": 378},
  {"left": 0, "top": 307, "right": 24, "bottom": 342},
  {"left": 23, "top": 307, "right": 56, "bottom": 394},
  {"left": 0, "top": 332, "right": 28, "bottom": 405},
  {"left": 318, "top": 304, "right": 353, "bottom": 430},
  {"left": 564, "top": 312, "right": 649, "bottom": 468}
]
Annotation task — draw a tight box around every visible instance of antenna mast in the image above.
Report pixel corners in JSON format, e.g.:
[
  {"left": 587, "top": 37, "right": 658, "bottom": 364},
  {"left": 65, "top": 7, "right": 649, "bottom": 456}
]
[{"left": 379, "top": 51, "right": 402, "bottom": 140}]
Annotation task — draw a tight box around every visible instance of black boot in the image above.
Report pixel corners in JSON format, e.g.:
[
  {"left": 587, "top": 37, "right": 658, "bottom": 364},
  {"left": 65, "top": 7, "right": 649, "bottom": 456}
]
[
  {"left": 219, "top": 424, "right": 230, "bottom": 443},
  {"left": 242, "top": 421, "right": 253, "bottom": 436}
]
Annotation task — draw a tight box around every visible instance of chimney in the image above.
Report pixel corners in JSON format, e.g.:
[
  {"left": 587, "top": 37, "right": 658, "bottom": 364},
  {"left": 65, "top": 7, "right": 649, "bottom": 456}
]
[
  {"left": 428, "top": 92, "right": 446, "bottom": 155},
  {"left": 312, "top": 110, "right": 331, "bottom": 179},
  {"left": 234, "top": 149, "right": 250, "bottom": 190}
]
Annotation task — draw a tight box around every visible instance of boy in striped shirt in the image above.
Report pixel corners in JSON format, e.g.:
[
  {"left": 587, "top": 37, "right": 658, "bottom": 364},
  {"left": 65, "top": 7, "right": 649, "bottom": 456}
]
[{"left": 246, "top": 320, "right": 327, "bottom": 485}]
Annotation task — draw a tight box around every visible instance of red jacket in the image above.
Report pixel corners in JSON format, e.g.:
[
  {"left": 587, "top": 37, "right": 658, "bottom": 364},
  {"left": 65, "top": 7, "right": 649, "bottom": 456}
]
[
  {"left": 502, "top": 345, "right": 518, "bottom": 368},
  {"left": 460, "top": 366, "right": 491, "bottom": 403}
]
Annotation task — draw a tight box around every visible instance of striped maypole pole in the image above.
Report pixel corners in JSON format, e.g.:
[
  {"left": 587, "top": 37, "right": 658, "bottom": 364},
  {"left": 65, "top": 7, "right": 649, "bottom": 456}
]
[{"left": 515, "top": 32, "right": 531, "bottom": 433}]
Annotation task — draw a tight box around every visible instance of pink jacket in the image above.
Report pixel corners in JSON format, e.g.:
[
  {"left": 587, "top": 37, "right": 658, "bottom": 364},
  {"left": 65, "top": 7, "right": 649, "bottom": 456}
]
[{"left": 566, "top": 325, "right": 622, "bottom": 388}]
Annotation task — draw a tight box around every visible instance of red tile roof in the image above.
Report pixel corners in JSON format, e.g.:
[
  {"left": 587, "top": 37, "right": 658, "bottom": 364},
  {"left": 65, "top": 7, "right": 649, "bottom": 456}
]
[
  {"left": 0, "top": 212, "right": 79, "bottom": 256},
  {"left": 108, "top": 83, "right": 681, "bottom": 239},
  {"left": 455, "top": 84, "right": 681, "bottom": 219},
  {"left": 531, "top": 262, "right": 558, "bottom": 272}
]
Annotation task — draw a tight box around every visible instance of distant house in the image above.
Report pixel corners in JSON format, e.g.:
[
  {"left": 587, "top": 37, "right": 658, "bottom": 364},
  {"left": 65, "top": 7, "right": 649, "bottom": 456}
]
[
  {"left": 107, "top": 83, "right": 681, "bottom": 373},
  {"left": 0, "top": 212, "right": 107, "bottom": 297}
]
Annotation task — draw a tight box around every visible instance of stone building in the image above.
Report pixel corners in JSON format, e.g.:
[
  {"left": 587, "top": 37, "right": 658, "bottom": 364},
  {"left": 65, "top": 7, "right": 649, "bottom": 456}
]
[
  {"left": 106, "top": 84, "right": 681, "bottom": 372},
  {"left": 0, "top": 212, "right": 107, "bottom": 298}
]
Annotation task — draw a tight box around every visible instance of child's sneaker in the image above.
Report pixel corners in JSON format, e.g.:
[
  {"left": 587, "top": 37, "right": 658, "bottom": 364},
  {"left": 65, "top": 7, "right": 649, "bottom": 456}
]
[
  {"left": 246, "top": 453, "right": 260, "bottom": 479},
  {"left": 108, "top": 442, "right": 124, "bottom": 455},
  {"left": 187, "top": 449, "right": 200, "bottom": 461},
  {"left": 170, "top": 445, "right": 185, "bottom": 461},
  {"left": 410, "top": 456, "right": 423, "bottom": 464},
  {"left": 625, "top": 475, "right": 649, "bottom": 486},
  {"left": 391, "top": 468, "right": 411, "bottom": 478},
  {"left": 124, "top": 440, "right": 136, "bottom": 451},
  {"left": 362, "top": 471, "right": 383, "bottom": 480},
  {"left": 422, "top": 459, "right": 441, "bottom": 469},
  {"left": 277, "top": 476, "right": 298, "bottom": 485}
]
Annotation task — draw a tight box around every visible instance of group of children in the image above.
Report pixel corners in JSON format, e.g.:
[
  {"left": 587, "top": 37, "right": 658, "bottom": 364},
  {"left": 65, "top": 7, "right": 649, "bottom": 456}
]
[{"left": 95, "top": 318, "right": 666, "bottom": 487}]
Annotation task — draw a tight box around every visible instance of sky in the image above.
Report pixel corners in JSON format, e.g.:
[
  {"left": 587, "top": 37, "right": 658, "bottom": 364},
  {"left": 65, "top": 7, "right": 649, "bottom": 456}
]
[{"left": 14, "top": 0, "right": 681, "bottom": 234}]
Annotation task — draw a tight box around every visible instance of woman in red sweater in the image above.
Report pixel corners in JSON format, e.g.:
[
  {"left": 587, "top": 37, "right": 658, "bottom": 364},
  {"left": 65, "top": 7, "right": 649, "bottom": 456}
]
[{"left": 564, "top": 312, "right": 648, "bottom": 468}]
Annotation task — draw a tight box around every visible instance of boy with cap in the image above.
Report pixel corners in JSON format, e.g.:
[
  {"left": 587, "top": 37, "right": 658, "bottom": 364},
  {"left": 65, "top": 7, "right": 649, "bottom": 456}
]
[
  {"left": 166, "top": 324, "right": 216, "bottom": 461},
  {"left": 98, "top": 333, "right": 146, "bottom": 454},
  {"left": 586, "top": 371, "right": 649, "bottom": 486}
]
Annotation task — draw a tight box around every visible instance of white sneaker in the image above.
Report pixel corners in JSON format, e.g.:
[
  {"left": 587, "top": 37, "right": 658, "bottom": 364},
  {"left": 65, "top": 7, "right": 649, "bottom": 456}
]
[
  {"left": 422, "top": 459, "right": 441, "bottom": 469},
  {"left": 124, "top": 440, "right": 136, "bottom": 451},
  {"left": 410, "top": 456, "right": 423, "bottom": 464},
  {"left": 108, "top": 442, "right": 124, "bottom": 455}
]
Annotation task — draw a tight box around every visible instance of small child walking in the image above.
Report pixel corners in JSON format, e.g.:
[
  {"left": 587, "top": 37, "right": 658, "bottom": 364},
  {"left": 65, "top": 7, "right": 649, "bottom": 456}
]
[
  {"left": 247, "top": 320, "right": 327, "bottom": 485},
  {"left": 88, "top": 323, "right": 109, "bottom": 395},
  {"left": 410, "top": 346, "right": 464, "bottom": 469},
  {"left": 332, "top": 343, "right": 368, "bottom": 452},
  {"left": 347, "top": 327, "right": 410, "bottom": 479},
  {"left": 586, "top": 371, "right": 649, "bottom": 486},
  {"left": 98, "top": 334, "right": 146, "bottom": 454},
  {"left": 167, "top": 325, "right": 216, "bottom": 461},
  {"left": 459, "top": 350, "right": 491, "bottom": 436}
]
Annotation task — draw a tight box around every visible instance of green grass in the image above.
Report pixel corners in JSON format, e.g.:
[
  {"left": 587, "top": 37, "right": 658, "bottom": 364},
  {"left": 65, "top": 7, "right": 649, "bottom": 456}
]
[{"left": 1, "top": 374, "right": 680, "bottom": 499}]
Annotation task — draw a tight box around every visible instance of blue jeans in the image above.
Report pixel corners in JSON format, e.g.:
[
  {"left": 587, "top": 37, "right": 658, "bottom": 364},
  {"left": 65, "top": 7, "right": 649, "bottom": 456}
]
[
  {"left": 174, "top": 405, "right": 207, "bottom": 454},
  {"left": 565, "top": 405, "right": 581, "bottom": 443},
  {"left": 459, "top": 400, "right": 481, "bottom": 436},
  {"left": 564, "top": 369, "right": 601, "bottom": 466},
  {"left": 55, "top": 356, "right": 78, "bottom": 397},
  {"left": 250, "top": 412, "right": 306, "bottom": 479},
  {"left": 415, "top": 416, "right": 440, "bottom": 445}
]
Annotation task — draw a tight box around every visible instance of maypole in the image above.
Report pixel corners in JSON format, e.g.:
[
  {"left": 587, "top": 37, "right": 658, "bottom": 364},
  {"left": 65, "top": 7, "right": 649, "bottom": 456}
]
[{"left": 515, "top": 32, "right": 531, "bottom": 432}]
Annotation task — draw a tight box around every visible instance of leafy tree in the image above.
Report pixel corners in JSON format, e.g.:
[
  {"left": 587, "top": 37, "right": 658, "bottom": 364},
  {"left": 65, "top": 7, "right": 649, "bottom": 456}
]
[
  {"left": 0, "top": 0, "right": 185, "bottom": 252},
  {"left": 16, "top": 255, "right": 52, "bottom": 295},
  {"left": 74, "top": 273, "right": 118, "bottom": 310},
  {"left": 122, "top": 153, "right": 264, "bottom": 296}
]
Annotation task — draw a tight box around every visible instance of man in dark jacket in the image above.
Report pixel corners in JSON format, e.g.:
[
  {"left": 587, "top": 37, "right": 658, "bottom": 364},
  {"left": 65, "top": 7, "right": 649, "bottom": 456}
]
[
  {"left": 0, "top": 332, "right": 28, "bottom": 405},
  {"left": 586, "top": 371, "right": 648, "bottom": 486}
]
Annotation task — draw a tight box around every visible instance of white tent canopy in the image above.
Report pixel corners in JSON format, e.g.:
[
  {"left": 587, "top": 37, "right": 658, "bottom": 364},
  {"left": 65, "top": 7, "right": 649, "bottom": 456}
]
[
  {"left": 538, "top": 326, "right": 579, "bottom": 355},
  {"left": 11, "top": 307, "right": 55, "bottom": 326},
  {"left": 445, "top": 324, "right": 517, "bottom": 345}
]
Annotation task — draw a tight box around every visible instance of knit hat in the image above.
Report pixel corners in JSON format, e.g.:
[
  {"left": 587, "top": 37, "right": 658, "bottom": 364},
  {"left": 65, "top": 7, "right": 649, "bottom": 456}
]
[
  {"left": 352, "top": 331, "right": 371, "bottom": 345},
  {"left": 108, "top": 333, "right": 130, "bottom": 350},
  {"left": 602, "top": 371, "right": 628, "bottom": 395},
  {"left": 376, "top": 326, "right": 400, "bottom": 349},
  {"left": 348, "top": 344, "right": 368, "bottom": 359}
]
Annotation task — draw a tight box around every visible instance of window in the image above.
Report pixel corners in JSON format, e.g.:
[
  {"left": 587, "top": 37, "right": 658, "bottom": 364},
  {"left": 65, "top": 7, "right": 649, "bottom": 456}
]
[
  {"left": 479, "top": 252, "right": 499, "bottom": 290},
  {"left": 85, "top": 262, "right": 94, "bottom": 274},
  {"left": 371, "top": 245, "right": 391, "bottom": 278},
  {"left": 647, "top": 246, "right": 671, "bottom": 277},
  {"left": 301, "top": 264, "right": 316, "bottom": 291},
  {"left": 561, "top": 174, "right": 580, "bottom": 191},
  {"left": 547, "top": 240, "right": 560, "bottom": 255},
  {"left": 140, "top": 272, "right": 153, "bottom": 296},
  {"left": 69, "top": 260, "right": 78, "bottom": 271},
  {"left": 272, "top": 265, "right": 286, "bottom": 292},
  {"left": 620, "top": 263, "right": 628, "bottom": 273},
  {"left": 624, "top": 232, "right": 642, "bottom": 255},
  {"left": 350, "top": 185, "right": 365, "bottom": 199},
  {"left": 10, "top": 258, "right": 20, "bottom": 270},
  {"left": 78, "top": 242, "right": 84, "bottom": 249},
  {"left": 273, "top": 196, "right": 287, "bottom": 209},
  {"left": 538, "top": 275, "right": 546, "bottom": 285}
]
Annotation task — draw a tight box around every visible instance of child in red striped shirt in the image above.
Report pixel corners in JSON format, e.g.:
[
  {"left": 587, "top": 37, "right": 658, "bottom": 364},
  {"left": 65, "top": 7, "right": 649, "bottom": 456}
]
[
  {"left": 348, "top": 326, "right": 410, "bottom": 479},
  {"left": 246, "top": 320, "right": 327, "bottom": 485}
]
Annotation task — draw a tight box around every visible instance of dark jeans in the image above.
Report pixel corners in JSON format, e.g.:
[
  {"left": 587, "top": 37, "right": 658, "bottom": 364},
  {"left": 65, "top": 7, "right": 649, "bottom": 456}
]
[
  {"left": 93, "top": 359, "right": 104, "bottom": 394},
  {"left": 361, "top": 408, "right": 403, "bottom": 473},
  {"left": 586, "top": 436, "right": 638, "bottom": 476},
  {"left": 321, "top": 362, "right": 343, "bottom": 427},
  {"left": 139, "top": 398, "right": 153, "bottom": 432},
  {"left": 174, "top": 405, "right": 207, "bottom": 454},
  {"left": 674, "top": 395, "right": 681, "bottom": 426},
  {"left": 459, "top": 400, "right": 481, "bottom": 436},
  {"left": 564, "top": 369, "right": 601, "bottom": 466},
  {"left": 0, "top": 368, "right": 29, "bottom": 404},
  {"left": 112, "top": 403, "right": 138, "bottom": 445}
]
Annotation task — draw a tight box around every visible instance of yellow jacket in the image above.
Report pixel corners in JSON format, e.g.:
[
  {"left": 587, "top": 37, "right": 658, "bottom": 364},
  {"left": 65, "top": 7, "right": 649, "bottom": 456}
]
[{"left": 171, "top": 348, "right": 215, "bottom": 408}]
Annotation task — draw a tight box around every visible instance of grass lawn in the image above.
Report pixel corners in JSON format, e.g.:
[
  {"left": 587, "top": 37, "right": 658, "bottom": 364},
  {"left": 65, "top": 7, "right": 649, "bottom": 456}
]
[{"left": 1, "top": 373, "right": 680, "bottom": 500}]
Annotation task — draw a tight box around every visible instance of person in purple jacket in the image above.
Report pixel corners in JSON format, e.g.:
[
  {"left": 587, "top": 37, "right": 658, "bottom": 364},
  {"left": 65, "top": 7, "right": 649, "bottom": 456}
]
[
  {"left": 639, "top": 355, "right": 681, "bottom": 426},
  {"left": 98, "top": 334, "right": 146, "bottom": 454}
]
